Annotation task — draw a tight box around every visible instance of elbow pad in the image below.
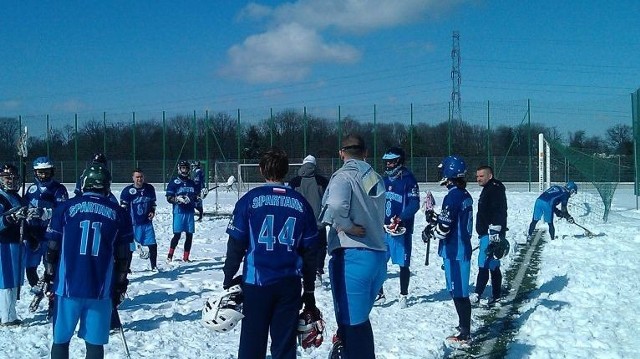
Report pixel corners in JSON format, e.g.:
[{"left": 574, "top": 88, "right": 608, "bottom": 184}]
[
  {"left": 114, "top": 243, "right": 131, "bottom": 279},
  {"left": 433, "top": 223, "right": 449, "bottom": 241},
  {"left": 44, "top": 240, "right": 61, "bottom": 280}
]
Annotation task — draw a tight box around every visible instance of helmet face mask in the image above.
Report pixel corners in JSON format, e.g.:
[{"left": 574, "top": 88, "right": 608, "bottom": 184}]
[
  {"left": 0, "top": 165, "right": 20, "bottom": 192},
  {"left": 178, "top": 160, "right": 191, "bottom": 177},
  {"left": 33, "top": 156, "right": 55, "bottom": 184},
  {"left": 202, "top": 285, "right": 244, "bottom": 333},
  {"left": 35, "top": 168, "right": 54, "bottom": 183},
  {"left": 382, "top": 147, "right": 405, "bottom": 177}
]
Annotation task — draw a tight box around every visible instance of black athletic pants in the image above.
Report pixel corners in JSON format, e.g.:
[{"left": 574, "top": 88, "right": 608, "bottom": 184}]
[{"left": 238, "top": 277, "right": 301, "bottom": 359}]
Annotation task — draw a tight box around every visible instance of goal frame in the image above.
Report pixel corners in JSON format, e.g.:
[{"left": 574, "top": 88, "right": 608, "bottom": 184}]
[
  {"left": 237, "top": 162, "right": 305, "bottom": 196},
  {"left": 538, "top": 133, "right": 551, "bottom": 192}
]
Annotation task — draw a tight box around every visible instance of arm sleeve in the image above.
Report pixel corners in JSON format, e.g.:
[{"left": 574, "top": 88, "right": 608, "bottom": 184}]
[
  {"left": 222, "top": 236, "right": 247, "bottom": 288},
  {"left": 321, "top": 175, "right": 356, "bottom": 231},
  {"left": 150, "top": 186, "right": 157, "bottom": 213},
  {"left": 300, "top": 240, "right": 318, "bottom": 292},
  {"left": 298, "top": 203, "right": 320, "bottom": 292},
  {"left": 400, "top": 193, "right": 420, "bottom": 222}
]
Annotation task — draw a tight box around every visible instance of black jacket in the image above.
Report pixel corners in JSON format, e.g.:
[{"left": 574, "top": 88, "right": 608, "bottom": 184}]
[{"left": 475, "top": 178, "right": 507, "bottom": 236}]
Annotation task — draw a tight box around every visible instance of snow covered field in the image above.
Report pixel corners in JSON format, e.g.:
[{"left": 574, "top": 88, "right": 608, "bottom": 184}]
[{"left": 1, "top": 182, "right": 639, "bottom": 358}]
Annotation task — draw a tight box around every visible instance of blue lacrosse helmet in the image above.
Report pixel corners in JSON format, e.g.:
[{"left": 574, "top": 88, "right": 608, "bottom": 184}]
[
  {"left": 438, "top": 155, "right": 467, "bottom": 184},
  {"left": 382, "top": 147, "right": 405, "bottom": 177},
  {"left": 33, "top": 156, "right": 55, "bottom": 184},
  {"left": 566, "top": 181, "right": 578, "bottom": 195}
]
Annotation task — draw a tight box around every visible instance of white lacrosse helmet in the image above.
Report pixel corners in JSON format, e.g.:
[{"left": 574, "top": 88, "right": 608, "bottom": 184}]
[{"left": 202, "top": 285, "right": 244, "bottom": 333}]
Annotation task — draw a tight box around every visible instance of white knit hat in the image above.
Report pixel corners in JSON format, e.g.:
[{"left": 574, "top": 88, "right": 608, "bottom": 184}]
[{"left": 303, "top": 155, "right": 316, "bottom": 165}]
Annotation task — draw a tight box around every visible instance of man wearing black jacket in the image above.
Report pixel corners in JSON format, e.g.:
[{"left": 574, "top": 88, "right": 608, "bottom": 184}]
[{"left": 472, "top": 165, "right": 507, "bottom": 306}]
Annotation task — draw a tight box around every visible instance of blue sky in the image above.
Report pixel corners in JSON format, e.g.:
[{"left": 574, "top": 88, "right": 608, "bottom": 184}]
[{"left": 1, "top": 0, "right": 639, "bottom": 137}]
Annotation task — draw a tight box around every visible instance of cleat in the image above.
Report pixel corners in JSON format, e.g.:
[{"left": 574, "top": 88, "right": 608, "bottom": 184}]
[
  {"left": 446, "top": 332, "right": 471, "bottom": 348},
  {"left": 328, "top": 334, "right": 344, "bottom": 359},
  {"left": 487, "top": 297, "right": 502, "bottom": 307},
  {"left": 1, "top": 319, "right": 22, "bottom": 327},
  {"left": 398, "top": 294, "right": 408, "bottom": 309},
  {"left": 29, "top": 292, "right": 45, "bottom": 313},
  {"left": 373, "top": 292, "right": 386, "bottom": 306},
  {"left": 469, "top": 293, "right": 480, "bottom": 306}
]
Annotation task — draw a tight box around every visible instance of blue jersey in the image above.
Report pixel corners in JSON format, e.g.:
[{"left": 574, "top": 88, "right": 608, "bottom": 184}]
[
  {"left": 192, "top": 168, "right": 204, "bottom": 192},
  {"left": 25, "top": 180, "right": 68, "bottom": 232},
  {"left": 384, "top": 167, "right": 420, "bottom": 233},
  {"left": 166, "top": 176, "right": 197, "bottom": 214},
  {"left": 226, "top": 184, "right": 318, "bottom": 287},
  {"left": 46, "top": 193, "right": 133, "bottom": 299},
  {"left": 0, "top": 190, "right": 25, "bottom": 289},
  {"left": 437, "top": 185, "right": 473, "bottom": 261},
  {"left": 538, "top": 185, "right": 571, "bottom": 210},
  {"left": 120, "top": 183, "right": 156, "bottom": 226}
]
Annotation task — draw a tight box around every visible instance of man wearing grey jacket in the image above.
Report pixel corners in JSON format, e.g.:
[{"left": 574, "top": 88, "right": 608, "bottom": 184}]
[{"left": 320, "top": 134, "right": 386, "bottom": 359}]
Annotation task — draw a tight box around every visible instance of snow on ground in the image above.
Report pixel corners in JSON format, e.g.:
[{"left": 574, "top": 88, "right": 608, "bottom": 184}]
[{"left": 1, "top": 183, "right": 639, "bottom": 358}]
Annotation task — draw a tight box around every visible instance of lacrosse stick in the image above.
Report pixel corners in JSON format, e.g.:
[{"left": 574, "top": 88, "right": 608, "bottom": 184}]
[{"left": 423, "top": 191, "right": 436, "bottom": 266}]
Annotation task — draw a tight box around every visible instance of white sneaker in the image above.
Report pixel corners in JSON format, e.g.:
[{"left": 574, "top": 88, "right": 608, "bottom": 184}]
[
  {"left": 469, "top": 293, "right": 480, "bottom": 305},
  {"left": 374, "top": 293, "right": 386, "bottom": 306},
  {"left": 398, "top": 295, "right": 408, "bottom": 309}
]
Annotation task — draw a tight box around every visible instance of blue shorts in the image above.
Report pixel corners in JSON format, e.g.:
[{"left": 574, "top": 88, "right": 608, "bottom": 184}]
[
  {"left": 532, "top": 199, "right": 553, "bottom": 223},
  {"left": 329, "top": 248, "right": 387, "bottom": 326},
  {"left": 172, "top": 212, "right": 195, "bottom": 234},
  {"left": 443, "top": 258, "right": 470, "bottom": 298},
  {"left": 384, "top": 232, "right": 412, "bottom": 267},
  {"left": 24, "top": 241, "right": 47, "bottom": 268},
  {"left": 52, "top": 296, "right": 112, "bottom": 345},
  {"left": 478, "top": 235, "right": 500, "bottom": 271},
  {"left": 134, "top": 223, "right": 156, "bottom": 246}
]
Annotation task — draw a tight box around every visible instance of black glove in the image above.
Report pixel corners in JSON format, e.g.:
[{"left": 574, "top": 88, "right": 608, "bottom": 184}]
[
  {"left": 223, "top": 275, "right": 243, "bottom": 290},
  {"left": 422, "top": 224, "right": 435, "bottom": 243},
  {"left": 425, "top": 210, "right": 437, "bottom": 225},
  {"left": 566, "top": 215, "right": 575, "bottom": 224},
  {"left": 112, "top": 279, "right": 129, "bottom": 307},
  {"left": 302, "top": 291, "right": 317, "bottom": 310}
]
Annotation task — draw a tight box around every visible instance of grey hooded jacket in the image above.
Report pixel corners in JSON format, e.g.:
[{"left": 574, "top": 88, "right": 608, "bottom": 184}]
[{"left": 320, "top": 158, "right": 386, "bottom": 253}]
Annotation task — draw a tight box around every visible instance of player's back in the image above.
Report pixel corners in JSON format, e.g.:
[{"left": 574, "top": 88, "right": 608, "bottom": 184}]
[
  {"left": 232, "top": 184, "right": 317, "bottom": 286},
  {"left": 538, "top": 185, "right": 568, "bottom": 205},
  {"left": 49, "top": 193, "right": 132, "bottom": 299}
]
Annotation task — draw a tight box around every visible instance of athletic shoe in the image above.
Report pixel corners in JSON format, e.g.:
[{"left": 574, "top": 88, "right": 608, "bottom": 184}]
[
  {"left": 29, "top": 292, "right": 44, "bottom": 312},
  {"left": 373, "top": 293, "right": 386, "bottom": 306},
  {"left": 398, "top": 294, "right": 408, "bottom": 309},
  {"left": 166, "top": 255, "right": 173, "bottom": 263},
  {"left": 1, "top": 319, "right": 22, "bottom": 327},
  {"left": 446, "top": 332, "right": 471, "bottom": 348},
  {"left": 328, "top": 334, "right": 344, "bottom": 359},
  {"left": 469, "top": 293, "right": 480, "bottom": 306},
  {"left": 487, "top": 297, "right": 502, "bottom": 307}
]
